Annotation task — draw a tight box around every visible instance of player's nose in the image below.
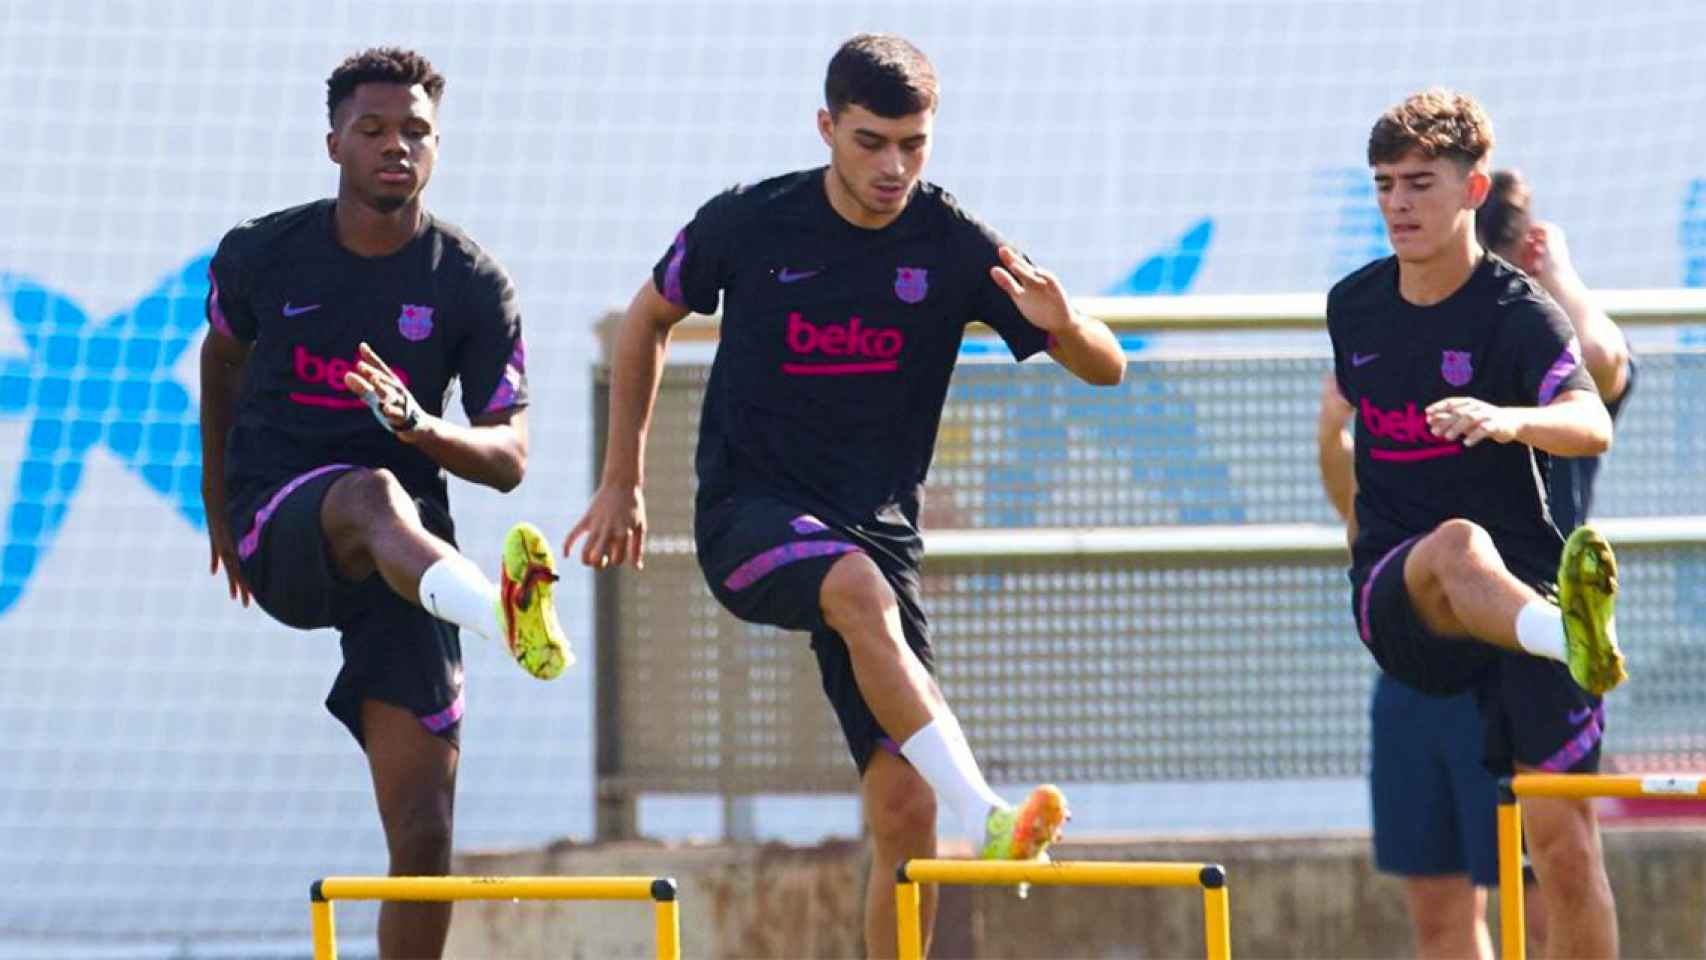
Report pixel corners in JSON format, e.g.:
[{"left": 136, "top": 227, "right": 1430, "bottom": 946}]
[{"left": 879, "top": 144, "right": 907, "bottom": 177}]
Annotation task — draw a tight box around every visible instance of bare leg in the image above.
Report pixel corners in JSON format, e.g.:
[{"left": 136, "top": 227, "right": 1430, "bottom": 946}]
[
  {"left": 1403, "top": 519, "right": 1546, "bottom": 652},
  {"left": 1522, "top": 788, "right": 1617, "bottom": 958},
  {"left": 363, "top": 700, "right": 458, "bottom": 959},
  {"left": 820, "top": 553, "right": 1014, "bottom": 855},
  {"left": 1401, "top": 874, "right": 1492, "bottom": 960},
  {"left": 321, "top": 467, "right": 457, "bottom": 604},
  {"left": 1524, "top": 873, "right": 1550, "bottom": 958},
  {"left": 861, "top": 750, "right": 937, "bottom": 960},
  {"left": 820, "top": 553, "right": 946, "bottom": 744}
]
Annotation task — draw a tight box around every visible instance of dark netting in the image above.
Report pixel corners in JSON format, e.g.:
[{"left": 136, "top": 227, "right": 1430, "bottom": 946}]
[{"left": 596, "top": 350, "right": 1706, "bottom": 796}]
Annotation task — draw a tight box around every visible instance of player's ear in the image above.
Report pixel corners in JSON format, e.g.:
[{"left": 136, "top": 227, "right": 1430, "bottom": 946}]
[
  {"left": 1465, "top": 164, "right": 1491, "bottom": 208},
  {"left": 326, "top": 130, "right": 340, "bottom": 164},
  {"left": 817, "top": 108, "right": 835, "bottom": 149}
]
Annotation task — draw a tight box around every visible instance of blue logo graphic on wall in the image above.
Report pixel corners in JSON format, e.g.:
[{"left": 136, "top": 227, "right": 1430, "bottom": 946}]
[
  {"left": 950, "top": 217, "right": 1240, "bottom": 528},
  {"left": 1683, "top": 178, "right": 1706, "bottom": 287},
  {"left": 1105, "top": 219, "right": 1213, "bottom": 295},
  {"left": 0, "top": 255, "right": 210, "bottom": 614}
]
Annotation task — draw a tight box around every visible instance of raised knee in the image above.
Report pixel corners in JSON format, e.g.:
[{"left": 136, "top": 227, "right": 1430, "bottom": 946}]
[
  {"left": 1413, "top": 520, "right": 1499, "bottom": 587},
  {"left": 867, "top": 780, "right": 936, "bottom": 846},
  {"left": 348, "top": 467, "right": 406, "bottom": 504},
  {"left": 329, "top": 468, "right": 414, "bottom": 528},
  {"left": 819, "top": 554, "right": 894, "bottom": 635},
  {"left": 1430, "top": 518, "right": 1493, "bottom": 555}
]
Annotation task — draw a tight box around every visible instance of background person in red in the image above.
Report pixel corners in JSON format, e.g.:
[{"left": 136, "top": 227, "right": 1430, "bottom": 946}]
[
  {"left": 1329, "top": 88, "right": 1625, "bottom": 959},
  {"left": 567, "top": 34, "right": 1124, "bottom": 957},
  {"left": 199, "top": 48, "right": 567, "bottom": 960}
]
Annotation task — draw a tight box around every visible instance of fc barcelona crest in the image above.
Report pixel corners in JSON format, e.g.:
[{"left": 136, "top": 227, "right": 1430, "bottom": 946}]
[
  {"left": 399, "top": 304, "right": 435, "bottom": 342},
  {"left": 1441, "top": 350, "right": 1473, "bottom": 387},
  {"left": 895, "top": 267, "right": 928, "bottom": 304}
]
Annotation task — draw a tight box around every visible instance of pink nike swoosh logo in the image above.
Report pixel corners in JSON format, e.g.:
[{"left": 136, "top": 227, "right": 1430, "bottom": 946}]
[
  {"left": 777, "top": 268, "right": 821, "bottom": 284},
  {"left": 1352, "top": 352, "right": 1379, "bottom": 367},
  {"left": 283, "top": 302, "right": 322, "bottom": 317}
]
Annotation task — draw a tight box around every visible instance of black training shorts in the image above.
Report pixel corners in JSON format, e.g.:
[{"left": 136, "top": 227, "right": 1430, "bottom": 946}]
[
  {"left": 232, "top": 465, "right": 465, "bottom": 747},
  {"left": 696, "top": 495, "right": 933, "bottom": 772}
]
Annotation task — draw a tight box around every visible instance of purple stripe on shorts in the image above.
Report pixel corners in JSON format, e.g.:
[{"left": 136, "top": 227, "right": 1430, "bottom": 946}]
[
  {"left": 1537, "top": 339, "right": 1583, "bottom": 405},
  {"left": 236, "top": 463, "right": 355, "bottom": 560},
  {"left": 661, "top": 229, "right": 688, "bottom": 307},
  {"left": 790, "top": 514, "right": 829, "bottom": 534},
  {"left": 420, "top": 690, "right": 466, "bottom": 734},
  {"left": 879, "top": 736, "right": 901, "bottom": 756},
  {"left": 723, "top": 540, "right": 858, "bottom": 592},
  {"left": 1359, "top": 534, "right": 1422, "bottom": 646},
  {"left": 1539, "top": 703, "right": 1606, "bottom": 772},
  {"left": 206, "top": 265, "right": 232, "bottom": 336}
]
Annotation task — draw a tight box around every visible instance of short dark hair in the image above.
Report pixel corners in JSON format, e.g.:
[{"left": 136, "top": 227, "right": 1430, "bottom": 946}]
[
  {"left": 1477, "top": 169, "right": 1532, "bottom": 255},
  {"left": 1367, "top": 87, "right": 1493, "bottom": 169},
  {"left": 326, "top": 47, "right": 445, "bottom": 127},
  {"left": 824, "top": 34, "right": 938, "bottom": 118}
]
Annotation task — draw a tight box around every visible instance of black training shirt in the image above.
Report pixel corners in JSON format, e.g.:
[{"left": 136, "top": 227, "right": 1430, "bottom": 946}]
[
  {"left": 207, "top": 200, "right": 528, "bottom": 514},
  {"left": 1328, "top": 254, "right": 1597, "bottom": 585},
  {"left": 655, "top": 168, "right": 1051, "bottom": 563}
]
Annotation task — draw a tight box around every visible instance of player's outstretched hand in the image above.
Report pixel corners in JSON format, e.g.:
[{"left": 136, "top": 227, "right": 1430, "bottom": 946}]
[
  {"left": 206, "top": 510, "right": 252, "bottom": 607},
  {"left": 990, "top": 246, "right": 1074, "bottom": 334},
  {"left": 345, "top": 342, "right": 425, "bottom": 438},
  {"left": 1426, "top": 397, "right": 1521, "bottom": 446},
  {"left": 1519, "top": 221, "right": 1575, "bottom": 287},
  {"left": 564, "top": 482, "right": 647, "bottom": 570}
]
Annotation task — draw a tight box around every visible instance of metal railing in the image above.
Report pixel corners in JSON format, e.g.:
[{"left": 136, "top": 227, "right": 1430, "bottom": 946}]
[{"left": 593, "top": 294, "right": 1706, "bottom": 839}]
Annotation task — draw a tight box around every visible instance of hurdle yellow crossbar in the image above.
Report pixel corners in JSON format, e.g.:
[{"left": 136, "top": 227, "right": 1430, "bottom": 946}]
[
  {"left": 1505, "top": 772, "right": 1706, "bottom": 801},
  {"left": 1497, "top": 772, "right": 1706, "bottom": 960},
  {"left": 309, "top": 875, "right": 680, "bottom": 960},
  {"left": 894, "top": 859, "right": 1230, "bottom": 960}
]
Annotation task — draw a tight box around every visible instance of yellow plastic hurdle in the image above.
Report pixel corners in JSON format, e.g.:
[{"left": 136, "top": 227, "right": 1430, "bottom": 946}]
[
  {"left": 894, "top": 858, "right": 1231, "bottom": 960},
  {"left": 1497, "top": 772, "right": 1706, "bottom": 960},
  {"left": 309, "top": 875, "right": 681, "bottom": 960}
]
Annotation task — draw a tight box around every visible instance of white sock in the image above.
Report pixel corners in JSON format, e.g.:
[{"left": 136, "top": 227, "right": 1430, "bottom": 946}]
[
  {"left": 418, "top": 554, "right": 500, "bottom": 644},
  {"left": 1514, "top": 600, "right": 1567, "bottom": 662},
  {"left": 899, "top": 717, "right": 1006, "bottom": 838}
]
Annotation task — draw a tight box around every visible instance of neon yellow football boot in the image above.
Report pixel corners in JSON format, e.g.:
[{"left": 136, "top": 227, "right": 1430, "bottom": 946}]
[
  {"left": 1558, "top": 525, "right": 1625, "bottom": 695},
  {"left": 979, "top": 784, "right": 1069, "bottom": 861},
  {"left": 497, "top": 522, "right": 571, "bottom": 680}
]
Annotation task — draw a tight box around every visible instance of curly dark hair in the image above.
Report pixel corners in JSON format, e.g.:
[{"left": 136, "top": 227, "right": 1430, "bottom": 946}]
[
  {"left": 326, "top": 47, "right": 445, "bottom": 127},
  {"left": 824, "top": 34, "right": 938, "bottom": 118},
  {"left": 1367, "top": 87, "right": 1494, "bottom": 169}
]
